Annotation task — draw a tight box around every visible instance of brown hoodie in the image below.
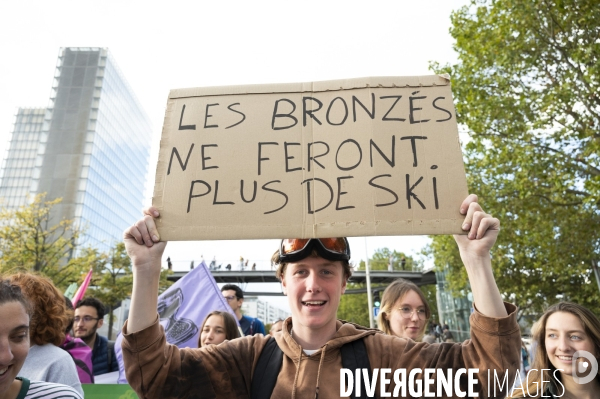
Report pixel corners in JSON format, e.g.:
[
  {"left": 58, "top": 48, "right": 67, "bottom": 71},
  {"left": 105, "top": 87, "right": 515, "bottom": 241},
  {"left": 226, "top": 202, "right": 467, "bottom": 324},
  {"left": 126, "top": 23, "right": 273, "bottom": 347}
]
[{"left": 122, "top": 302, "right": 520, "bottom": 399}]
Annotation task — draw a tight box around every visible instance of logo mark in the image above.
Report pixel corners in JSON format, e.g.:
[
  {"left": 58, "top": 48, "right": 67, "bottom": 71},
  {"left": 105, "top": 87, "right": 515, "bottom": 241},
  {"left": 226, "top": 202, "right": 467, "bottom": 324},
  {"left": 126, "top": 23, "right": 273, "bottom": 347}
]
[{"left": 572, "top": 350, "right": 598, "bottom": 384}]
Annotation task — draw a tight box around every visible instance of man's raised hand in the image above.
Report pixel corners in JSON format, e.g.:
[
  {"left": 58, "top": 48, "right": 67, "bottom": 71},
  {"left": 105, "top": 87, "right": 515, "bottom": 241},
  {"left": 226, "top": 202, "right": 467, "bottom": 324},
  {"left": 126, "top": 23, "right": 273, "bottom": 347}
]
[
  {"left": 454, "top": 194, "right": 500, "bottom": 258},
  {"left": 123, "top": 207, "right": 166, "bottom": 271}
]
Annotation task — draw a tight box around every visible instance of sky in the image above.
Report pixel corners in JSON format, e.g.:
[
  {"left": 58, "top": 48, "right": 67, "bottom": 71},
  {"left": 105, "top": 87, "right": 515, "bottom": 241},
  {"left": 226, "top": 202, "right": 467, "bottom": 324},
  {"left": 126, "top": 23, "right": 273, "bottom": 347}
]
[{"left": 0, "top": 0, "right": 471, "bottom": 310}]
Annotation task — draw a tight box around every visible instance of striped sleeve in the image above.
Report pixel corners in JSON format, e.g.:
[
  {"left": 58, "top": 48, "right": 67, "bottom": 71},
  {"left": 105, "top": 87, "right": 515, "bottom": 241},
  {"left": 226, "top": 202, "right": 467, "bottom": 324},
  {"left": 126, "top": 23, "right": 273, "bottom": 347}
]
[{"left": 23, "top": 381, "right": 83, "bottom": 399}]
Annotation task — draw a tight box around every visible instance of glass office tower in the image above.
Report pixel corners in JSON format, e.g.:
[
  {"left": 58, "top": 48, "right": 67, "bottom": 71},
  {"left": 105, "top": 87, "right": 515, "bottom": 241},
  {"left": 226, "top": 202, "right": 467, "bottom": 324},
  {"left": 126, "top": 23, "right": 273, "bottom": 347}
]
[
  {"left": 0, "top": 48, "right": 152, "bottom": 252},
  {"left": 0, "top": 108, "right": 46, "bottom": 209}
]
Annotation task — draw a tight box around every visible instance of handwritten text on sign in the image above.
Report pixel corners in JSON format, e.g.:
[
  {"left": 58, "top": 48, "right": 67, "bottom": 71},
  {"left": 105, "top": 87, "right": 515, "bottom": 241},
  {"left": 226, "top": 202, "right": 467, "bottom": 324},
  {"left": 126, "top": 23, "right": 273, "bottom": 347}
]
[{"left": 153, "top": 76, "right": 468, "bottom": 240}]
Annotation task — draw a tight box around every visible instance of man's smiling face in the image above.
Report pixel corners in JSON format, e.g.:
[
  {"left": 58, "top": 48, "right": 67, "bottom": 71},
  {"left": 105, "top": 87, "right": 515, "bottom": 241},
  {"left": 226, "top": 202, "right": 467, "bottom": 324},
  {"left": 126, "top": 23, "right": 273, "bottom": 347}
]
[{"left": 281, "top": 256, "right": 347, "bottom": 333}]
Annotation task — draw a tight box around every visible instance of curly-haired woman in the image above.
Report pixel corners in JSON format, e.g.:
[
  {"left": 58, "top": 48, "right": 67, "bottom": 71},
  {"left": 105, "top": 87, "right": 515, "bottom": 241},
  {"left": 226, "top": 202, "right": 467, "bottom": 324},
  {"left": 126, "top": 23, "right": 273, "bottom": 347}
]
[
  {"left": 8, "top": 273, "right": 83, "bottom": 396},
  {"left": 0, "top": 278, "right": 82, "bottom": 398}
]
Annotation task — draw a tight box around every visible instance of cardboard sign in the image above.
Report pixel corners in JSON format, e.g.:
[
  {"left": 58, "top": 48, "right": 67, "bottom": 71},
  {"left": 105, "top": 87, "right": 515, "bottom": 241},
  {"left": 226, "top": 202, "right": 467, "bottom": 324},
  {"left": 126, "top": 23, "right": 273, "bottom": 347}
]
[{"left": 153, "top": 75, "right": 468, "bottom": 240}]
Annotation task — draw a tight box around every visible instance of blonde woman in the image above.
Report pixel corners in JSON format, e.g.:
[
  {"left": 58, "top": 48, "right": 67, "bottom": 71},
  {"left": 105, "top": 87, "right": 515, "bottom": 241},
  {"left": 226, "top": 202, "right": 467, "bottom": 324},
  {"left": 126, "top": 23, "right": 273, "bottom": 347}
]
[
  {"left": 377, "top": 278, "right": 431, "bottom": 341},
  {"left": 511, "top": 302, "right": 600, "bottom": 398}
]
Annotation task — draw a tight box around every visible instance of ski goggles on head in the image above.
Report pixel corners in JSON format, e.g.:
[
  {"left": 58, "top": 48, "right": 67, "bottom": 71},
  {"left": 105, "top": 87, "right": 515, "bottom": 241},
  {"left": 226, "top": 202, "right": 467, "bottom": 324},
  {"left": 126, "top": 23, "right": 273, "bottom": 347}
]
[{"left": 279, "top": 238, "right": 351, "bottom": 263}]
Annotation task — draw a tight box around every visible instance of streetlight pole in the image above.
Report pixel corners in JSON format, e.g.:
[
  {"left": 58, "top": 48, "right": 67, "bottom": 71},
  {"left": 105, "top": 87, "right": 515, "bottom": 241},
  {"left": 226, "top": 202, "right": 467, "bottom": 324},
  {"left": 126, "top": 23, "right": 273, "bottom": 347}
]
[{"left": 364, "top": 237, "right": 374, "bottom": 328}]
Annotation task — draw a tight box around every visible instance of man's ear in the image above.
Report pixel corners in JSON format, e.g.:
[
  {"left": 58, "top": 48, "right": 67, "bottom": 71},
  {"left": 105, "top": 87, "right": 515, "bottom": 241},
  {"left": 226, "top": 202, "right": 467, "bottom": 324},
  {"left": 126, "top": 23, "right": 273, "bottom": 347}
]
[
  {"left": 97, "top": 318, "right": 104, "bottom": 328},
  {"left": 341, "top": 277, "right": 347, "bottom": 294}
]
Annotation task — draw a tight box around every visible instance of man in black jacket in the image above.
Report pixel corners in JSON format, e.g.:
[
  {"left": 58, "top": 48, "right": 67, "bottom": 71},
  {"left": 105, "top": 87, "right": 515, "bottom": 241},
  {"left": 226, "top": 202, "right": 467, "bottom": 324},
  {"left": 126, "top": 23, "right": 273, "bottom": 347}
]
[{"left": 74, "top": 297, "right": 118, "bottom": 376}]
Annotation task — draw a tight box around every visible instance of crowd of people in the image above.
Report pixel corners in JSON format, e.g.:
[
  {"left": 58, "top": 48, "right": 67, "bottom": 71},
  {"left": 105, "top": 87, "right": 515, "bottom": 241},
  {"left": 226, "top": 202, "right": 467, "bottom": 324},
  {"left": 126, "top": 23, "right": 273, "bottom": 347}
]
[
  {"left": 0, "top": 273, "right": 120, "bottom": 398},
  {"left": 1, "top": 193, "right": 599, "bottom": 399},
  {"left": 114, "top": 193, "right": 598, "bottom": 398},
  {"left": 208, "top": 257, "right": 257, "bottom": 271}
]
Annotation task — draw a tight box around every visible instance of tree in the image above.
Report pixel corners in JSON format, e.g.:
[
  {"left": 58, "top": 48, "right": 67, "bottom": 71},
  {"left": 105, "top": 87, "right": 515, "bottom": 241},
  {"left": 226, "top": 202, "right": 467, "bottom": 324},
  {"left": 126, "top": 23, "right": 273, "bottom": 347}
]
[
  {"left": 430, "top": 0, "right": 600, "bottom": 318},
  {"left": 87, "top": 242, "right": 172, "bottom": 339},
  {"left": 0, "top": 194, "right": 173, "bottom": 336},
  {"left": 369, "top": 248, "right": 414, "bottom": 272},
  {"left": 337, "top": 289, "right": 370, "bottom": 326},
  {"left": 337, "top": 249, "right": 438, "bottom": 326},
  {"left": 86, "top": 243, "right": 132, "bottom": 340},
  {"left": 0, "top": 194, "right": 100, "bottom": 289},
  {"left": 429, "top": 196, "right": 598, "bottom": 319}
]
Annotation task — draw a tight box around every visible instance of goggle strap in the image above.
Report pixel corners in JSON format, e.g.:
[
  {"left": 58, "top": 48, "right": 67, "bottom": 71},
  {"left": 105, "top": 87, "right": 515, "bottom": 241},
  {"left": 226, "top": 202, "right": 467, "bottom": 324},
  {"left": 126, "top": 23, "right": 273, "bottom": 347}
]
[{"left": 279, "top": 238, "right": 350, "bottom": 263}]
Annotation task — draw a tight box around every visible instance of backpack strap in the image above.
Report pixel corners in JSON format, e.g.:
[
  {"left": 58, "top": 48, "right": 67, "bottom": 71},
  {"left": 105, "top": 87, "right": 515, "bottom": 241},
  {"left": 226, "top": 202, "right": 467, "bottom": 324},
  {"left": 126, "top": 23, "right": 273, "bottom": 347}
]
[
  {"left": 251, "top": 337, "right": 283, "bottom": 399},
  {"left": 251, "top": 336, "right": 372, "bottom": 399},
  {"left": 341, "top": 338, "right": 372, "bottom": 399}
]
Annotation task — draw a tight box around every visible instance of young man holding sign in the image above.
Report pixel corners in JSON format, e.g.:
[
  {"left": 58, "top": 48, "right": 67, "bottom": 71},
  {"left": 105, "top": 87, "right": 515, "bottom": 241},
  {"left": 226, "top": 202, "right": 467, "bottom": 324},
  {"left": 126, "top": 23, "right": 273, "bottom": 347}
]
[{"left": 121, "top": 194, "right": 520, "bottom": 398}]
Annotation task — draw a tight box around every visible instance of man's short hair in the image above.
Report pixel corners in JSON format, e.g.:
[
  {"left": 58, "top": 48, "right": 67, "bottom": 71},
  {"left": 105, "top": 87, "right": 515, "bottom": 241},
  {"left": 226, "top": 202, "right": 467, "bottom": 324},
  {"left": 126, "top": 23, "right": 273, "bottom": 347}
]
[
  {"left": 221, "top": 284, "right": 244, "bottom": 299},
  {"left": 77, "top": 297, "right": 106, "bottom": 320}
]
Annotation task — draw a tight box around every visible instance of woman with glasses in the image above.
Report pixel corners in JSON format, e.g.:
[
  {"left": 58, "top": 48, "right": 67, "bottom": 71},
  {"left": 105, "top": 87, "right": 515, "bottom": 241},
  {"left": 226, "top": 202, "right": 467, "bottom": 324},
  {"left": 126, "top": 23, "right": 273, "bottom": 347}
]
[
  {"left": 121, "top": 194, "right": 521, "bottom": 398},
  {"left": 377, "top": 278, "right": 431, "bottom": 341}
]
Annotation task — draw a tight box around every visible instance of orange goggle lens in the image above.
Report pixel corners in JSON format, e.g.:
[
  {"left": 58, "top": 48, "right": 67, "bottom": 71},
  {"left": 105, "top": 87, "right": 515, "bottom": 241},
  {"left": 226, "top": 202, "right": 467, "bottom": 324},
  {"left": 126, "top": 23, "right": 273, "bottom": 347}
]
[
  {"left": 281, "top": 238, "right": 310, "bottom": 254},
  {"left": 318, "top": 238, "right": 348, "bottom": 253},
  {"left": 281, "top": 238, "right": 349, "bottom": 255}
]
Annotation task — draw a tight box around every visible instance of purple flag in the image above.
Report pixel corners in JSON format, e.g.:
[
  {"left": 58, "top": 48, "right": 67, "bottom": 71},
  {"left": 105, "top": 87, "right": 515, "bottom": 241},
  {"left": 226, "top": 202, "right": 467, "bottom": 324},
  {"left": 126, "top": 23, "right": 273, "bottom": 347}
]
[{"left": 115, "top": 260, "right": 236, "bottom": 383}]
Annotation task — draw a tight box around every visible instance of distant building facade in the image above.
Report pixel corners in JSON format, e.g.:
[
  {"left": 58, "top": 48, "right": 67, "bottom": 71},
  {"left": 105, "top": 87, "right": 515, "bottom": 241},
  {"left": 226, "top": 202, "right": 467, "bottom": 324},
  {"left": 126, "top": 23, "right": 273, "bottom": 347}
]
[
  {"left": 242, "top": 296, "right": 290, "bottom": 324},
  {"left": 0, "top": 108, "right": 46, "bottom": 209},
  {"left": 435, "top": 266, "right": 472, "bottom": 342},
  {"left": 0, "top": 48, "right": 152, "bottom": 251}
]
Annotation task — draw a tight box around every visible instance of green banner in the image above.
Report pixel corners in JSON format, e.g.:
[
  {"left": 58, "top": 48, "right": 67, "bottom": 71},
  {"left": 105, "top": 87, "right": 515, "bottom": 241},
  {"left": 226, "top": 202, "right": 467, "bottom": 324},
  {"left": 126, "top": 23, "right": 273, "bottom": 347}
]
[{"left": 82, "top": 384, "right": 139, "bottom": 399}]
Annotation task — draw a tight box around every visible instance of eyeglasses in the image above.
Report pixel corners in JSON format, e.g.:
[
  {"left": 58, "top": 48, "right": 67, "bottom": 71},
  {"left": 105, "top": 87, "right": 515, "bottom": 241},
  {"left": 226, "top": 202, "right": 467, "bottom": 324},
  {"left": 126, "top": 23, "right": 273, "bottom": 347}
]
[
  {"left": 74, "top": 316, "right": 100, "bottom": 323},
  {"left": 279, "top": 238, "right": 351, "bottom": 263},
  {"left": 398, "top": 307, "right": 428, "bottom": 320},
  {"left": 223, "top": 295, "right": 238, "bottom": 301}
]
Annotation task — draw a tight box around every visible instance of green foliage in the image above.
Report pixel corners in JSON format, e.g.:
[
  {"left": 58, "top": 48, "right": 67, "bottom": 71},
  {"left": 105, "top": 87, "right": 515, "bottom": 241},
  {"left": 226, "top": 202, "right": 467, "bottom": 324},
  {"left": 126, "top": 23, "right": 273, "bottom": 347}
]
[
  {"left": 158, "top": 268, "right": 174, "bottom": 295},
  {"left": 338, "top": 290, "right": 370, "bottom": 326},
  {"left": 0, "top": 194, "right": 101, "bottom": 289},
  {"left": 0, "top": 193, "right": 173, "bottom": 338},
  {"left": 87, "top": 242, "right": 172, "bottom": 339},
  {"left": 366, "top": 248, "right": 417, "bottom": 272},
  {"left": 418, "top": 284, "right": 439, "bottom": 324},
  {"left": 86, "top": 243, "right": 133, "bottom": 339},
  {"left": 429, "top": 0, "right": 600, "bottom": 318}
]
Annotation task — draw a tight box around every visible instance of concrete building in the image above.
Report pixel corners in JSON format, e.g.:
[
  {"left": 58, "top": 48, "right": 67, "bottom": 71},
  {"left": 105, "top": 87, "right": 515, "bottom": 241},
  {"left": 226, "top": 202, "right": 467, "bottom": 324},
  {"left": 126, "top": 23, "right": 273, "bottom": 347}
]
[
  {"left": 242, "top": 296, "right": 290, "bottom": 324},
  {"left": 0, "top": 48, "right": 152, "bottom": 251},
  {"left": 0, "top": 108, "right": 46, "bottom": 209}
]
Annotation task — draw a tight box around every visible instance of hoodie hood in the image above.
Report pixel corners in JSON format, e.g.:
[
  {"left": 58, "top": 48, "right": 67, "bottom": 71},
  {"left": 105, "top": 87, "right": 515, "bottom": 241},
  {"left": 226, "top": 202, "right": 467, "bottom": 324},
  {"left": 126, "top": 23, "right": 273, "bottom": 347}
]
[
  {"left": 274, "top": 317, "right": 381, "bottom": 399},
  {"left": 275, "top": 317, "right": 380, "bottom": 362}
]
